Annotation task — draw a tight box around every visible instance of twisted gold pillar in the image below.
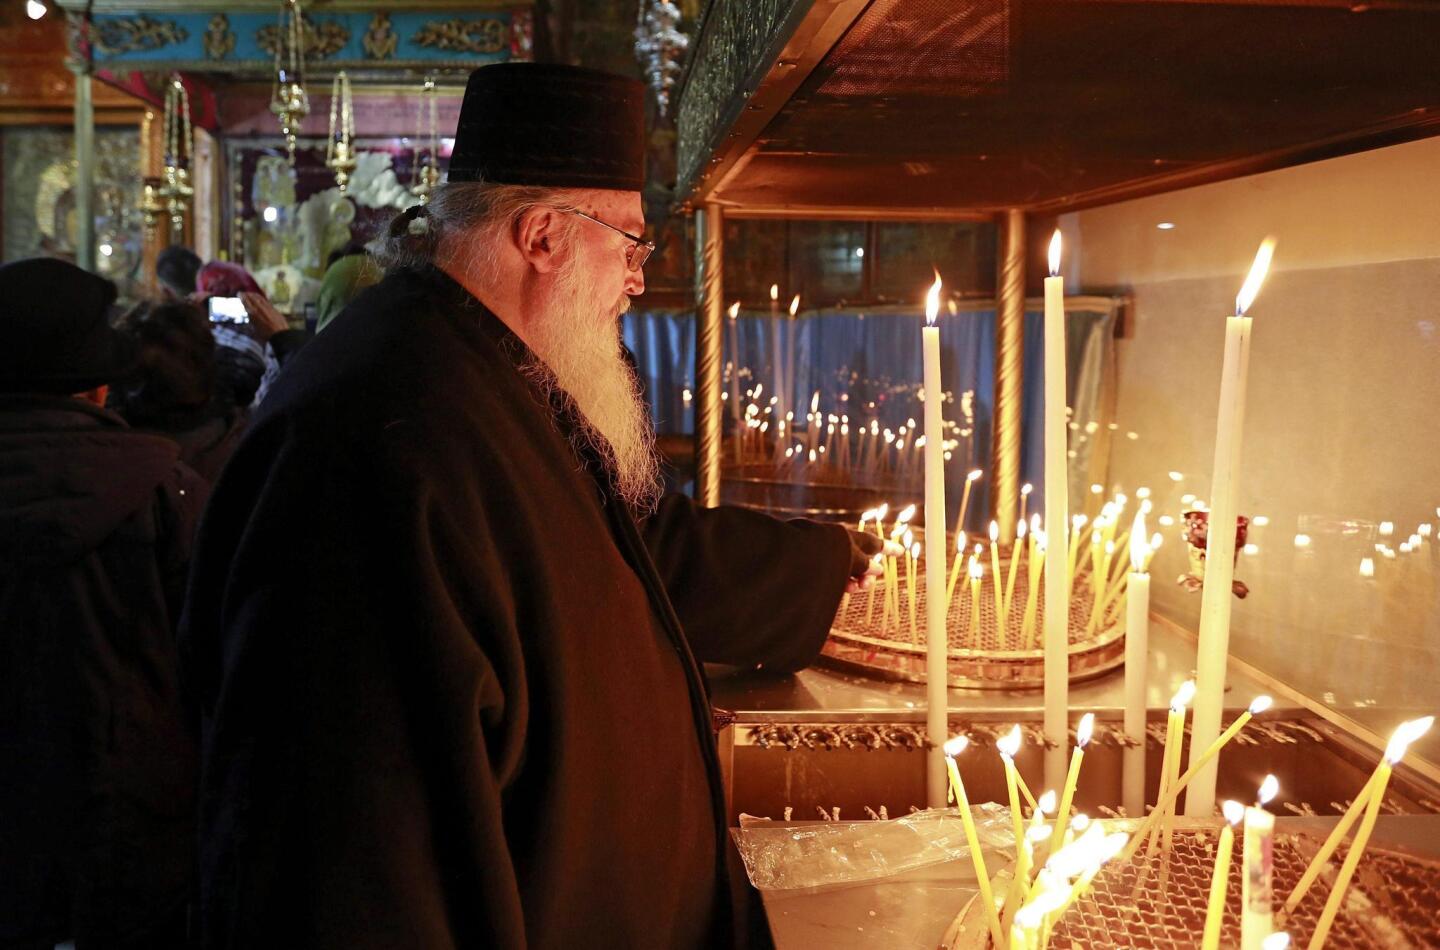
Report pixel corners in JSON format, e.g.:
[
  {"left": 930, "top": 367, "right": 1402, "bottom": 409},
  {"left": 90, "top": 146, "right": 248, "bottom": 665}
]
[
  {"left": 992, "top": 209, "right": 1026, "bottom": 544},
  {"left": 694, "top": 203, "right": 725, "bottom": 507}
]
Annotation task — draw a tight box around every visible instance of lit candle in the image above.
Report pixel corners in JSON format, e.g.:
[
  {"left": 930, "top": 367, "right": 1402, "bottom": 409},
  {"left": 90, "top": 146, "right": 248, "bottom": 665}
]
[
  {"left": 1019, "top": 482, "right": 1033, "bottom": 532},
  {"left": 768, "top": 284, "right": 783, "bottom": 424},
  {"left": 968, "top": 556, "right": 983, "bottom": 644},
  {"left": 1306, "top": 719, "right": 1431, "bottom": 949},
  {"left": 1003, "top": 516, "right": 1027, "bottom": 637},
  {"left": 1201, "top": 800, "right": 1246, "bottom": 950},
  {"left": 1242, "top": 774, "right": 1280, "bottom": 950},
  {"left": 989, "top": 520, "right": 1006, "bottom": 633},
  {"left": 1050, "top": 713, "right": 1094, "bottom": 860},
  {"left": 727, "top": 302, "right": 743, "bottom": 462},
  {"left": 1043, "top": 230, "right": 1071, "bottom": 791},
  {"left": 1002, "top": 793, "right": 1055, "bottom": 937},
  {"left": 1152, "top": 681, "right": 1196, "bottom": 858},
  {"left": 1287, "top": 716, "right": 1433, "bottom": 916},
  {"left": 998, "top": 725, "right": 1026, "bottom": 853},
  {"left": 943, "top": 737, "right": 1005, "bottom": 948},
  {"left": 1124, "top": 511, "right": 1152, "bottom": 818},
  {"left": 955, "top": 468, "right": 982, "bottom": 552},
  {"left": 946, "top": 531, "right": 966, "bottom": 610},
  {"left": 922, "top": 274, "right": 951, "bottom": 808},
  {"left": 1021, "top": 528, "right": 1047, "bottom": 649},
  {"left": 904, "top": 529, "right": 917, "bottom": 642},
  {"left": 1188, "top": 238, "right": 1277, "bottom": 818},
  {"left": 1122, "top": 694, "right": 1274, "bottom": 862}
]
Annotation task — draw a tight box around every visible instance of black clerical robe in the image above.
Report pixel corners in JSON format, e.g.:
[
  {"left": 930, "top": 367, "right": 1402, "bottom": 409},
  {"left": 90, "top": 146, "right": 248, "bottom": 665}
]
[{"left": 180, "top": 266, "right": 852, "bottom": 949}]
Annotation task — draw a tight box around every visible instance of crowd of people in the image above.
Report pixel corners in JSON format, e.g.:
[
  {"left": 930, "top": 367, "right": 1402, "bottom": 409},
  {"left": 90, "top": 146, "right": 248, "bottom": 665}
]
[
  {"left": 1, "top": 63, "right": 882, "bottom": 950},
  {"left": 0, "top": 244, "right": 377, "bottom": 949}
]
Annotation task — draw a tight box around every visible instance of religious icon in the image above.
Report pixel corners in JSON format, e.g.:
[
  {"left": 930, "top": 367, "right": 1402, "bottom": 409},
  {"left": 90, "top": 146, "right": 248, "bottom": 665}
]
[
  {"left": 362, "top": 12, "right": 397, "bottom": 60},
  {"left": 203, "top": 14, "right": 234, "bottom": 60}
]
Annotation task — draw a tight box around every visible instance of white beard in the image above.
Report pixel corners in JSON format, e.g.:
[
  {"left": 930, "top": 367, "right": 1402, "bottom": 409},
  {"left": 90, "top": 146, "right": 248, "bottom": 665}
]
[{"left": 519, "top": 254, "right": 662, "bottom": 513}]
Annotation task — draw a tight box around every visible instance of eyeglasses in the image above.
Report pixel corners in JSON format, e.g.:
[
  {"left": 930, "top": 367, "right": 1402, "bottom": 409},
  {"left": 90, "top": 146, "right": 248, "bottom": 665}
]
[{"left": 569, "top": 210, "right": 655, "bottom": 272}]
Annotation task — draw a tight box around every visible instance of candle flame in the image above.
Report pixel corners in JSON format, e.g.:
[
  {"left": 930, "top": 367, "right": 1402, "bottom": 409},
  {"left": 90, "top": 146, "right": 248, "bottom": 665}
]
[
  {"left": 902, "top": 529, "right": 914, "bottom": 548},
  {"left": 968, "top": 556, "right": 983, "bottom": 580},
  {"left": 789, "top": 294, "right": 800, "bottom": 317},
  {"left": 989, "top": 520, "right": 999, "bottom": 542},
  {"left": 997, "top": 724, "right": 1022, "bottom": 758},
  {"left": 769, "top": 283, "right": 778, "bottom": 301},
  {"left": 1171, "top": 680, "right": 1196, "bottom": 711},
  {"left": 1249, "top": 695, "right": 1273, "bottom": 715},
  {"left": 1359, "top": 557, "right": 1376, "bottom": 579},
  {"left": 896, "top": 503, "right": 916, "bottom": 524},
  {"left": 1385, "top": 715, "right": 1434, "bottom": 763},
  {"left": 810, "top": 391, "right": 820, "bottom": 414},
  {"left": 1027, "top": 824, "right": 1054, "bottom": 844},
  {"left": 944, "top": 735, "right": 970, "bottom": 756},
  {"left": 924, "top": 270, "right": 942, "bottom": 326},
  {"left": 1021, "top": 482, "right": 1033, "bottom": 496},
  {"left": 1031, "top": 513, "right": 1042, "bottom": 534},
  {"left": 1257, "top": 774, "right": 1279, "bottom": 806},
  {"left": 1294, "top": 533, "right": 1312, "bottom": 549},
  {"left": 1048, "top": 229, "right": 1062, "bottom": 277},
  {"left": 967, "top": 468, "right": 983, "bottom": 482},
  {"left": 1017, "top": 518, "right": 1028, "bottom": 540},
  {"left": 1128, "top": 512, "right": 1152, "bottom": 572},
  {"left": 1222, "top": 800, "right": 1245, "bottom": 825},
  {"left": 1077, "top": 713, "right": 1095, "bottom": 748},
  {"left": 911, "top": 541, "right": 921, "bottom": 559},
  {"left": 1261, "top": 935, "right": 1291, "bottom": 950},
  {"left": 1235, "top": 236, "right": 1276, "bottom": 316},
  {"left": 955, "top": 533, "right": 966, "bottom": 552},
  {"left": 1150, "top": 532, "right": 1163, "bottom": 552},
  {"left": 1036, "top": 790, "right": 1057, "bottom": 814},
  {"left": 727, "top": 301, "right": 740, "bottom": 320},
  {"left": 875, "top": 502, "right": 889, "bottom": 521},
  {"left": 1071, "top": 813, "right": 1090, "bottom": 833}
]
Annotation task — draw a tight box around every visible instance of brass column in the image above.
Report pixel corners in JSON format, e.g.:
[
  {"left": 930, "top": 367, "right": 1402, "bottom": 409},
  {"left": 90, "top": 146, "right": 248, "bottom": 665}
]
[
  {"left": 693, "top": 203, "right": 725, "bottom": 507},
  {"left": 992, "top": 209, "right": 1026, "bottom": 543}
]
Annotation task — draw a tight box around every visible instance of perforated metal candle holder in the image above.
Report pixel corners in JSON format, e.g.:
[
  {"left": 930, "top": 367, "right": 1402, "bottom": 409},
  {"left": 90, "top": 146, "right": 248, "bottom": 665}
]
[
  {"left": 822, "top": 529, "right": 1126, "bottom": 690},
  {"left": 941, "top": 819, "right": 1440, "bottom": 948}
]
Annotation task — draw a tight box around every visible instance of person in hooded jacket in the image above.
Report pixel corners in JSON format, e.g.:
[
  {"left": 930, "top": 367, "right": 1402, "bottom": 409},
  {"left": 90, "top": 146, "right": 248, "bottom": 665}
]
[{"left": 0, "top": 258, "right": 207, "bottom": 950}]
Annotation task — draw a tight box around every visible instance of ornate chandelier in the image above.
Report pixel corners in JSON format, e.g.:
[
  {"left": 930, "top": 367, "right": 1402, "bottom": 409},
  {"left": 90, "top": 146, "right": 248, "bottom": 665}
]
[
  {"left": 633, "top": 0, "right": 688, "bottom": 117},
  {"left": 269, "top": 0, "right": 309, "bottom": 165},
  {"left": 141, "top": 74, "right": 192, "bottom": 238},
  {"left": 326, "top": 70, "right": 356, "bottom": 191},
  {"left": 410, "top": 76, "right": 440, "bottom": 203}
]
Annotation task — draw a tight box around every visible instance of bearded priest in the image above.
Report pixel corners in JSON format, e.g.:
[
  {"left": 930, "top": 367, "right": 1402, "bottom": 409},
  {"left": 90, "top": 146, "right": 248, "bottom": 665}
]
[{"left": 181, "top": 63, "right": 884, "bottom": 949}]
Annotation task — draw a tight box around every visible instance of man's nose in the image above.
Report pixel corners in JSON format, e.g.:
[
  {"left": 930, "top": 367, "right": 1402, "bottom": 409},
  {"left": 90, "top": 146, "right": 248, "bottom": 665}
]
[{"left": 623, "top": 263, "right": 645, "bottom": 296}]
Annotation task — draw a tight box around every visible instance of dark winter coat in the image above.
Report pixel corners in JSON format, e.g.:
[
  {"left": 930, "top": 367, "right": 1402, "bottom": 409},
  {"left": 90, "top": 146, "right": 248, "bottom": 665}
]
[
  {"left": 0, "top": 395, "right": 207, "bottom": 949},
  {"left": 179, "top": 266, "right": 852, "bottom": 949}
]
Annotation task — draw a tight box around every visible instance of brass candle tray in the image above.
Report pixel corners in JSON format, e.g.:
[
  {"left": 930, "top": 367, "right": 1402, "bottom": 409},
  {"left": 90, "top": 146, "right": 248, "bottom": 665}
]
[
  {"left": 944, "top": 821, "right": 1440, "bottom": 949},
  {"left": 823, "top": 545, "right": 1125, "bottom": 690}
]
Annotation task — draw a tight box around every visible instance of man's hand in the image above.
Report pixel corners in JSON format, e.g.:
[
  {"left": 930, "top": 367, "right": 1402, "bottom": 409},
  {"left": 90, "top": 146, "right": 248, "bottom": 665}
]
[
  {"left": 240, "top": 291, "right": 290, "bottom": 344},
  {"left": 845, "top": 529, "right": 903, "bottom": 594}
]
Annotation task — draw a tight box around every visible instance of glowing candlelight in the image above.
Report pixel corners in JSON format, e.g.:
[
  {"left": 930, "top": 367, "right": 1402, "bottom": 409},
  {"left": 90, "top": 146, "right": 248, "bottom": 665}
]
[
  {"left": 1201, "top": 801, "right": 1246, "bottom": 950},
  {"left": 1306, "top": 719, "right": 1429, "bottom": 949},
  {"left": 1242, "top": 775, "right": 1280, "bottom": 950},
  {"left": 1042, "top": 230, "right": 1071, "bottom": 791},
  {"left": 1287, "top": 716, "right": 1433, "bottom": 917},
  {"left": 943, "top": 737, "right": 1005, "bottom": 947},
  {"left": 1123, "top": 513, "right": 1153, "bottom": 817},
  {"left": 1002, "top": 791, "right": 1056, "bottom": 937},
  {"left": 1050, "top": 713, "right": 1094, "bottom": 860},
  {"left": 922, "top": 271, "right": 950, "bottom": 806},
  {"left": 955, "top": 468, "right": 982, "bottom": 543},
  {"left": 998, "top": 725, "right": 1026, "bottom": 851},
  {"left": 1359, "top": 557, "right": 1375, "bottom": 579},
  {"left": 1188, "top": 237, "right": 1278, "bottom": 818},
  {"left": 989, "top": 520, "right": 1006, "bottom": 635}
]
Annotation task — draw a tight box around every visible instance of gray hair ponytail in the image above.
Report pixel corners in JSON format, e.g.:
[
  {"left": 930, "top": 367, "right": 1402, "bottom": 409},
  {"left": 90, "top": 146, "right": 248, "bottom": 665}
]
[{"left": 370, "top": 180, "right": 587, "bottom": 276}]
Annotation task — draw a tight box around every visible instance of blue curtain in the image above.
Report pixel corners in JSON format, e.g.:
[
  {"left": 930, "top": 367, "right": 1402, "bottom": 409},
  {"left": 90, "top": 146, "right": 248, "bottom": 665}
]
[{"left": 623, "top": 303, "right": 1115, "bottom": 530}]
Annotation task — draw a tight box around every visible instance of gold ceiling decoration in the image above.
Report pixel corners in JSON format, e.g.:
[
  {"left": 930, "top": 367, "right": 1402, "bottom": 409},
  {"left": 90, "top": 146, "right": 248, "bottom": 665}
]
[
  {"left": 362, "top": 11, "right": 397, "bottom": 59},
  {"left": 257, "top": 13, "right": 350, "bottom": 60},
  {"left": 92, "top": 13, "right": 188, "bottom": 55},
  {"left": 202, "top": 13, "right": 234, "bottom": 59},
  {"left": 411, "top": 16, "right": 506, "bottom": 54}
]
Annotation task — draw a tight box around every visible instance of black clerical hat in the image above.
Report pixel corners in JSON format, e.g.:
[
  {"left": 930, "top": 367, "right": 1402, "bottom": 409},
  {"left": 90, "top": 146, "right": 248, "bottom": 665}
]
[
  {"left": 448, "top": 63, "right": 646, "bottom": 191},
  {"left": 0, "top": 258, "right": 136, "bottom": 394}
]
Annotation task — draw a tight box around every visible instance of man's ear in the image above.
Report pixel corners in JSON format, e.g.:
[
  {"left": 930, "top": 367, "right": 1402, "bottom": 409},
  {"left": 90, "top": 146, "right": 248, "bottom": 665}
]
[{"left": 514, "top": 206, "right": 564, "bottom": 274}]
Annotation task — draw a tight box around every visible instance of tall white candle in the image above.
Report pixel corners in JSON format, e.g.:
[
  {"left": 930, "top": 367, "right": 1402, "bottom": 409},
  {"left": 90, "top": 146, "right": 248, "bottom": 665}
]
[
  {"left": 1186, "top": 238, "right": 1275, "bottom": 818},
  {"left": 1242, "top": 774, "right": 1279, "bottom": 950},
  {"left": 922, "top": 272, "right": 950, "bottom": 808},
  {"left": 1043, "top": 230, "right": 1070, "bottom": 791},
  {"left": 1123, "top": 509, "right": 1151, "bottom": 818}
]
